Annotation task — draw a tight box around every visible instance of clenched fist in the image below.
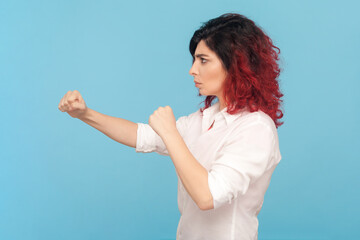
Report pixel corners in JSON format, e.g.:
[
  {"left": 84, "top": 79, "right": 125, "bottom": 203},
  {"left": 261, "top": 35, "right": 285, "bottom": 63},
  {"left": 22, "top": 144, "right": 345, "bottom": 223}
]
[
  {"left": 149, "top": 106, "right": 177, "bottom": 138},
  {"left": 58, "top": 90, "right": 88, "bottom": 119}
]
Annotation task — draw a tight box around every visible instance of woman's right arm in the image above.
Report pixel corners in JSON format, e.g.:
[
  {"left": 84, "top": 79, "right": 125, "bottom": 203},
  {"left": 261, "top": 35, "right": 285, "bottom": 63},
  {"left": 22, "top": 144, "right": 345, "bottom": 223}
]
[
  {"left": 58, "top": 90, "right": 137, "bottom": 148},
  {"left": 79, "top": 108, "right": 138, "bottom": 148}
]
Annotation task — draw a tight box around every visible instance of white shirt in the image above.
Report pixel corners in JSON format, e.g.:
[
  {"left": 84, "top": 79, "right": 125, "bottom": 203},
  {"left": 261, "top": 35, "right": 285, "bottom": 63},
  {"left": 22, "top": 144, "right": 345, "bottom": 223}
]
[{"left": 135, "top": 101, "right": 282, "bottom": 240}]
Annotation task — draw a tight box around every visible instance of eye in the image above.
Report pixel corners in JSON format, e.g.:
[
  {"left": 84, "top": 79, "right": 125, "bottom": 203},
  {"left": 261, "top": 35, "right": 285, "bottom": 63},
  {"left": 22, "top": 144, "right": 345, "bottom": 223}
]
[{"left": 200, "top": 58, "right": 208, "bottom": 63}]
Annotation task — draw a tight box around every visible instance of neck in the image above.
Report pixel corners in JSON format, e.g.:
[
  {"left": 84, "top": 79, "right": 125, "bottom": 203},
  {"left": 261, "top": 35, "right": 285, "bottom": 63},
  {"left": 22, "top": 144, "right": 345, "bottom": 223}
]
[{"left": 218, "top": 98, "right": 226, "bottom": 111}]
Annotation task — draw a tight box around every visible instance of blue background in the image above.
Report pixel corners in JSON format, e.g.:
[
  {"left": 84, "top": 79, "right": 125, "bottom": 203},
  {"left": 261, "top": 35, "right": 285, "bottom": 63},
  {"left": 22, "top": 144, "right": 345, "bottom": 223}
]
[{"left": 1, "top": 0, "right": 359, "bottom": 239}]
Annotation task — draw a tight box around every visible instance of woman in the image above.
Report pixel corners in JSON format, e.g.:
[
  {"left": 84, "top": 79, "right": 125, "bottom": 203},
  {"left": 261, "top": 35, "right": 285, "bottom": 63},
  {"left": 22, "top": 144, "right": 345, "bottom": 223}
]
[{"left": 58, "top": 13, "right": 284, "bottom": 240}]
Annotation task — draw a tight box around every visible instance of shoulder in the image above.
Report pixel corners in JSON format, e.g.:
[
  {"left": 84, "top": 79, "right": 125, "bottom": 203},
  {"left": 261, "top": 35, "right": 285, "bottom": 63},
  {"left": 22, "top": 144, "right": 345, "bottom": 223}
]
[
  {"left": 177, "top": 108, "right": 201, "bottom": 123},
  {"left": 175, "top": 109, "right": 201, "bottom": 136},
  {"left": 233, "top": 110, "right": 277, "bottom": 138}
]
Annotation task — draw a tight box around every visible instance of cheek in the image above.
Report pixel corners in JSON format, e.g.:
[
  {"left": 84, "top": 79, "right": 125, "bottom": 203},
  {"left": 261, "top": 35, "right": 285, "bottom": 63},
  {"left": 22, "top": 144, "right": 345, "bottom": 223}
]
[{"left": 204, "top": 64, "right": 226, "bottom": 84}]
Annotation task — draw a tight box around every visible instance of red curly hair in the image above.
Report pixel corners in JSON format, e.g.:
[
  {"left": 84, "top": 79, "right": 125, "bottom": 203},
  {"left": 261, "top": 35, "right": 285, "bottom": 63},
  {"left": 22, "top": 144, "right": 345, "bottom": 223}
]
[{"left": 190, "top": 13, "right": 284, "bottom": 128}]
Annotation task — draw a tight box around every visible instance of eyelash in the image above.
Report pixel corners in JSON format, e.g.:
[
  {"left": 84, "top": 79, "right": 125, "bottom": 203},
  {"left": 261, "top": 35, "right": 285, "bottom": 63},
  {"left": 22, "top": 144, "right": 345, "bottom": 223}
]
[{"left": 192, "top": 57, "right": 208, "bottom": 64}]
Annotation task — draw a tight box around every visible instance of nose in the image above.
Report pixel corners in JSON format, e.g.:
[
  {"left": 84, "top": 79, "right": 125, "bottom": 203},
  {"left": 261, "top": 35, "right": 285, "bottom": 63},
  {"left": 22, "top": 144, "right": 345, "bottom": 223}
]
[{"left": 189, "top": 61, "right": 198, "bottom": 76}]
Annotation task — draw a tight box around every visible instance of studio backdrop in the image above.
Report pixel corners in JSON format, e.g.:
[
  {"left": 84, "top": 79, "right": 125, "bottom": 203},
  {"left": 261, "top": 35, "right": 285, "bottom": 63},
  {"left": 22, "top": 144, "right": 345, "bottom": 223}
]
[{"left": 0, "top": 0, "right": 359, "bottom": 239}]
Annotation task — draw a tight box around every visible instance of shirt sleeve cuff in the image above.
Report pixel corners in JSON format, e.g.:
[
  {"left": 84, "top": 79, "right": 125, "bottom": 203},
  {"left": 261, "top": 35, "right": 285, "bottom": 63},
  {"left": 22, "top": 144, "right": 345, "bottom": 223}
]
[
  {"left": 135, "top": 123, "right": 155, "bottom": 153},
  {"left": 135, "top": 122, "right": 169, "bottom": 156}
]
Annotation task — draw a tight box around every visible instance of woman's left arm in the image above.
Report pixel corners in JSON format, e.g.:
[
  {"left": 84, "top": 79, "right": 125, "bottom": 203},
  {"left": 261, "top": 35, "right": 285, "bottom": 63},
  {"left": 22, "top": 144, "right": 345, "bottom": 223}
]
[{"left": 148, "top": 106, "right": 214, "bottom": 211}]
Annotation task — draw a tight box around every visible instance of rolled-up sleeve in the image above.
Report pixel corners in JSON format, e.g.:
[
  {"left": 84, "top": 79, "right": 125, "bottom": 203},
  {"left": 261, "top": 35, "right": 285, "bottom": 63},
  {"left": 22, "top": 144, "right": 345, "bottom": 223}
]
[
  {"left": 208, "top": 121, "right": 276, "bottom": 209},
  {"left": 135, "top": 115, "right": 189, "bottom": 156}
]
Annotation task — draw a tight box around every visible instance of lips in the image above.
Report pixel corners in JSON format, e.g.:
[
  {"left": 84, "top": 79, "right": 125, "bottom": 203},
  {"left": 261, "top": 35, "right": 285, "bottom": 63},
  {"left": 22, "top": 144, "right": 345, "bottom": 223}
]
[{"left": 194, "top": 81, "right": 201, "bottom": 84}]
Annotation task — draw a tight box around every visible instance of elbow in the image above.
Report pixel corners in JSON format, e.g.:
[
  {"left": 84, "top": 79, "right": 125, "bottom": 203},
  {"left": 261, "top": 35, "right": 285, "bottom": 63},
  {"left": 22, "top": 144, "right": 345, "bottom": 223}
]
[{"left": 198, "top": 196, "right": 214, "bottom": 211}]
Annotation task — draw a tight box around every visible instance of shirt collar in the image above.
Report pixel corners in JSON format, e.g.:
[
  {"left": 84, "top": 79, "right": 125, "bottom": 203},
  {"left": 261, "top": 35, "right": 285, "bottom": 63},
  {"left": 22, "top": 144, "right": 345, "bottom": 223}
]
[{"left": 202, "top": 102, "right": 246, "bottom": 127}]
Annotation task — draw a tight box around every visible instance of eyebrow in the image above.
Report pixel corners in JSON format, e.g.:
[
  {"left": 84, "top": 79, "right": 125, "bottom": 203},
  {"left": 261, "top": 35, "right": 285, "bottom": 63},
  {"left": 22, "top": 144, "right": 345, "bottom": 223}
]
[{"left": 194, "top": 54, "right": 210, "bottom": 58}]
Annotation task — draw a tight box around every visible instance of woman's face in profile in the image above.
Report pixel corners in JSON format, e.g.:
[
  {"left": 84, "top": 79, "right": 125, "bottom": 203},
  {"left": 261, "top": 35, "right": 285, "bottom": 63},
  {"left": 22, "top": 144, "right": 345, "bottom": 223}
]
[{"left": 189, "top": 40, "right": 227, "bottom": 99}]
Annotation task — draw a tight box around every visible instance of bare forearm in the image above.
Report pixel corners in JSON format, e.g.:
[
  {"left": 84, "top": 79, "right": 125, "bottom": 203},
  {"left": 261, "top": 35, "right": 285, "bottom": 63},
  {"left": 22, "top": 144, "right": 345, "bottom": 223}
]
[
  {"left": 78, "top": 108, "right": 138, "bottom": 148},
  {"left": 162, "top": 130, "right": 214, "bottom": 210}
]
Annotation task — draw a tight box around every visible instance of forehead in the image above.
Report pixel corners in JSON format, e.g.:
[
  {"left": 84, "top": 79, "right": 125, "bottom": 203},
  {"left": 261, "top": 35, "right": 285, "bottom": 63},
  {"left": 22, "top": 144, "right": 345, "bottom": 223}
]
[{"left": 195, "top": 40, "right": 215, "bottom": 56}]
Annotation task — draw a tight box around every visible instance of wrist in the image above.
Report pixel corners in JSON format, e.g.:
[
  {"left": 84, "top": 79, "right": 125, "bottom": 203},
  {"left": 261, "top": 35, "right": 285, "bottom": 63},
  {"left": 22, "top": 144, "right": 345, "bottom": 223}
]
[
  {"left": 161, "top": 128, "right": 180, "bottom": 142},
  {"left": 78, "top": 107, "right": 91, "bottom": 121}
]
